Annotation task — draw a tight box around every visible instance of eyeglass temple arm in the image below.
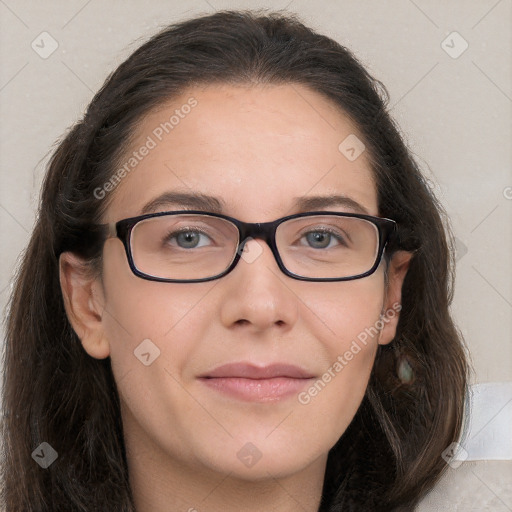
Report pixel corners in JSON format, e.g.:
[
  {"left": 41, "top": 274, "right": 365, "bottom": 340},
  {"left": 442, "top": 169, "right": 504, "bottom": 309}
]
[{"left": 106, "top": 222, "right": 117, "bottom": 239}]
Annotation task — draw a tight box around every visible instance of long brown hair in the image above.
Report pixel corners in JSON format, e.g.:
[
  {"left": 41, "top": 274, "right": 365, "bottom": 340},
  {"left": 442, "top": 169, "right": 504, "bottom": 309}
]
[{"left": 1, "top": 9, "right": 468, "bottom": 511}]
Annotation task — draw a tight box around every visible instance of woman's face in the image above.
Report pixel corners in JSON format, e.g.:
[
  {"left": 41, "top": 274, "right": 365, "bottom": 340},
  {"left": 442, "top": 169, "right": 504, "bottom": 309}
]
[{"left": 62, "top": 83, "right": 407, "bottom": 482}]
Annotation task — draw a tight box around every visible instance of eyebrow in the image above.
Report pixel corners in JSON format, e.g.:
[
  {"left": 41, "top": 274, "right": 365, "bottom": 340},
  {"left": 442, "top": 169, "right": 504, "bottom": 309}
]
[
  {"left": 140, "top": 191, "right": 370, "bottom": 216},
  {"left": 294, "top": 195, "right": 369, "bottom": 215},
  {"left": 141, "top": 192, "right": 225, "bottom": 215}
]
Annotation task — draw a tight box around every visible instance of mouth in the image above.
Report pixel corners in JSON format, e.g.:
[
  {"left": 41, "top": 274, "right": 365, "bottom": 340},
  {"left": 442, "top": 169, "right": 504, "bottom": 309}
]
[{"left": 198, "top": 363, "right": 316, "bottom": 402}]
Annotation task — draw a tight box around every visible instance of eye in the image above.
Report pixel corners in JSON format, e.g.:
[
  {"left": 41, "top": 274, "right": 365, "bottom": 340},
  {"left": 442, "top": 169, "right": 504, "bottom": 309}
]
[
  {"left": 163, "top": 229, "right": 213, "bottom": 249},
  {"left": 300, "top": 228, "right": 347, "bottom": 249}
]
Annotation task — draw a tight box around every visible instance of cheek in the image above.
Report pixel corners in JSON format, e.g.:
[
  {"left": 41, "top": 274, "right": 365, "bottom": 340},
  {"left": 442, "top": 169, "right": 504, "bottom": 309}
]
[
  {"left": 295, "top": 273, "right": 385, "bottom": 432},
  {"left": 99, "top": 239, "right": 213, "bottom": 391},
  {"left": 99, "top": 244, "right": 219, "bottom": 461},
  {"left": 293, "top": 340, "right": 377, "bottom": 460},
  {"left": 101, "top": 237, "right": 208, "bottom": 338},
  {"left": 306, "top": 268, "right": 385, "bottom": 347}
]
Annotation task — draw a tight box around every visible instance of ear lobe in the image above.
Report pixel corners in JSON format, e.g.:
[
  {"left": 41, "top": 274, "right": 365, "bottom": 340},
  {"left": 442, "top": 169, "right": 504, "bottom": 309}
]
[
  {"left": 378, "top": 250, "right": 413, "bottom": 346},
  {"left": 59, "top": 252, "right": 110, "bottom": 359}
]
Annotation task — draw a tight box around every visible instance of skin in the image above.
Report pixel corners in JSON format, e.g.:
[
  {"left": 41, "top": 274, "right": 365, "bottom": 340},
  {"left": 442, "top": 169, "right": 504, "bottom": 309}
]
[{"left": 60, "top": 83, "right": 412, "bottom": 512}]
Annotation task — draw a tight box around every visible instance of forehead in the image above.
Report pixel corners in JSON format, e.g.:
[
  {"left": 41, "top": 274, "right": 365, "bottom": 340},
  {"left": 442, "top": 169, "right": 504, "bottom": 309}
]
[{"left": 105, "top": 83, "right": 378, "bottom": 222}]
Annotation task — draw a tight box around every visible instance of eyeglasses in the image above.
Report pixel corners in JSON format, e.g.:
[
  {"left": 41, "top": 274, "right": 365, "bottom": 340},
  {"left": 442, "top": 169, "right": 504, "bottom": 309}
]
[{"left": 102, "top": 210, "right": 397, "bottom": 283}]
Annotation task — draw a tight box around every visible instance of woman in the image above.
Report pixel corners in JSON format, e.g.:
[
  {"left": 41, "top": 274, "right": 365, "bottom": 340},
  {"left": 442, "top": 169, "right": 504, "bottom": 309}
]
[{"left": 1, "top": 9, "right": 468, "bottom": 512}]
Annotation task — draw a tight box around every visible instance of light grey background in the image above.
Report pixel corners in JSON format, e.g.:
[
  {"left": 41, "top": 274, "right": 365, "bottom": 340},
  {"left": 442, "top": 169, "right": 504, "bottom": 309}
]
[{"left": 0, "top": 1, "right": 511, "bottom": 510}]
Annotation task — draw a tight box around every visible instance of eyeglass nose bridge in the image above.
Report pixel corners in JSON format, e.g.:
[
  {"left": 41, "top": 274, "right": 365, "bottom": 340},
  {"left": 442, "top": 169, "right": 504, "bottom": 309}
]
[{"left": 235, "top": 219, "right": 281, "bottom": 265}]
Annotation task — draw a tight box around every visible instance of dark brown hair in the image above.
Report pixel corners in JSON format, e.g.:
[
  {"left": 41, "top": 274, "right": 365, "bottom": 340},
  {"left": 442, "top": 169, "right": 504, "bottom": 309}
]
[{"left": 1, "top": 9, "right": 468, "bottom": 511}]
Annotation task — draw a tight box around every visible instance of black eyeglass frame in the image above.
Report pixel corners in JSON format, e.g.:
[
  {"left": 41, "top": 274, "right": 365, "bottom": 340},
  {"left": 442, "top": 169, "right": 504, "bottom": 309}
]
[{"left": 103, "top": 210, "right": 398, "bottom": 283}]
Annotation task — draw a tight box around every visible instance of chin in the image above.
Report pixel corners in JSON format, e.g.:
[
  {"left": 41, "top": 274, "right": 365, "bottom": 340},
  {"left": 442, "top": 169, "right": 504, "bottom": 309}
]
[{"left": 195, "top": 433, "right": 328, "bottom": 481}]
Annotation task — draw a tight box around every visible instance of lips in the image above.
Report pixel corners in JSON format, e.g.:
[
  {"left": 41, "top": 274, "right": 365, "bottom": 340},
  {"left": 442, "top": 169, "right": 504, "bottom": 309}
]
[
  {"left": 200, "top": 363, "right": 316, "bottom": 380},
  {"left": 198, "top": 363, "right": 316, "bottom": 402}
]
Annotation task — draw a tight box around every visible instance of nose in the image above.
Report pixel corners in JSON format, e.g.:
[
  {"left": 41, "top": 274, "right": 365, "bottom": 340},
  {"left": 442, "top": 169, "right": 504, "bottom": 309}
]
[{"left": 218, "top": 237, "right": 299, "bottom": 332}]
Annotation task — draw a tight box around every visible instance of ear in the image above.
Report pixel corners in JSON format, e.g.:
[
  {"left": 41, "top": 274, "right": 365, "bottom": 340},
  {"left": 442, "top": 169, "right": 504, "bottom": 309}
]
[
  {"left": 59, "top": 252, "right": 110, "bottom": 359},
  {"left": 378, "top": 250, "right": 413, "bottom": 346}
]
